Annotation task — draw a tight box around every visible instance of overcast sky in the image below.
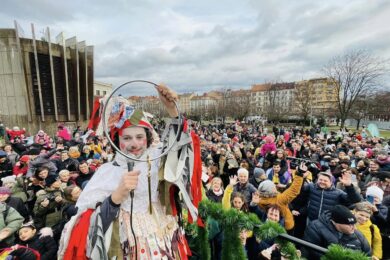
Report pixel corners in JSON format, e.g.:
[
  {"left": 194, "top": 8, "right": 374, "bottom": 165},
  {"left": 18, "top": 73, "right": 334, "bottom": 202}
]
[{"left": 2, "top": 0, "right": 390, "bottom": 94}]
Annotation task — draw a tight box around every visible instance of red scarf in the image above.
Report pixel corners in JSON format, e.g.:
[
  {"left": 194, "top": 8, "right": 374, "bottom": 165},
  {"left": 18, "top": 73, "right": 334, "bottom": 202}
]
[{"left": 64, "top": 209, "right": 94, "bottom": 260}]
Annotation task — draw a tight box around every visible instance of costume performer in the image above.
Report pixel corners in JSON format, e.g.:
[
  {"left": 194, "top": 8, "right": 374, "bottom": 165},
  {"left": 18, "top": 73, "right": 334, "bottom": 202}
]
[{"left": 58, "top": 85, "right": 202, "bottom": 260}]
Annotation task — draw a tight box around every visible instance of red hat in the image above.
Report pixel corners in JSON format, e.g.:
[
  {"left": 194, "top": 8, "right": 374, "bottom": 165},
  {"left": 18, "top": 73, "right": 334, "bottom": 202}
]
[{"left": 20, "top": 155, "right": 30, "bottom": 163}]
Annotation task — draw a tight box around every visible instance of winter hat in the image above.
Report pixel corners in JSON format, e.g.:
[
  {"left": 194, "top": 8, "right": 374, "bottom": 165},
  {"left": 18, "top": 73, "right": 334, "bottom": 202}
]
[
  {"left": 0, "top": 186, "right": 11, "bottom": 195},
  {"left": 253, "top": 167, "right": 266, "bottom": 179},
  {"left": 26, "top": 148, "right": 40, "bottom": 156},
  {"left": 20, "top": 155, "right": 30, "bottom": 163},
  {"left": 258, "top": 180, "right": 277, "bottom": 198},
  {"left": 264, "top": 135, "right": 275, "bottom": 144},
  {"left": 232, "top": 136, "right": 239, "bottom": 142},
  {"left": 377, "top": 171, "right": 390, "bottom": 181},
  {"left": 1, "top": 175, "right": 16, "bottom": 184},
  {"left": 0, "top": 150, "right": 6, "bottom": 158},
  {"left": 339, "top": 158, "right": 351, "bottom": 165},
  {"left": 45, "top": 175, "right": 59, "bottom": 187},
  {"left": 331, "top": 205, "right": 356, "bottom": 225},
  {"left": 366, "top": 186, "right": 384, "bottom": 202},
  {"left": 19, "top": 221, "right": 36, "bottom": 232}
]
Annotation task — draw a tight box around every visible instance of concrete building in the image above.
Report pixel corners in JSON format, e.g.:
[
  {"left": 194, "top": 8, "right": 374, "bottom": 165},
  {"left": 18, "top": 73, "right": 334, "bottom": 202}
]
[
  {"left": 0, "top": 25, "right": 94, "bottom": 134},
  {"left": 94, "top": 81, "right": 112, "bottom": 97}
]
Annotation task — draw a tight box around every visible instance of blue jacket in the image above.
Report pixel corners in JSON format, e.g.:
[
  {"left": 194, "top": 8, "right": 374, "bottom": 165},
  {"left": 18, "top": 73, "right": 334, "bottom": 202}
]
[{"left": 303, "top": 182, "right": 361, "bottom": 221}]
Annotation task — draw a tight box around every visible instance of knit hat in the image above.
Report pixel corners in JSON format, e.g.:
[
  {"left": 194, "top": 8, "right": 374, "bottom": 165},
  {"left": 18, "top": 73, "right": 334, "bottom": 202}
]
[
  {"left": 45, "top": 175, "right": 59, "bottom": 187},
  {"left": 339, "top": 159, "right": 351, "bottom": 165},
  {"left": 253, "top": 167, "right": 265, "bottom": 179},
  {"left": 20, "top": 155, "right": 30, "bottom": 163},
  {"left": 26, "top": 148, "right": 40, "bottom": 155},
  {"left": 377, "top": 171, "right": 390, "bottom": 181},
  {"left": 18, "top": 222, "right": 36, "bottom": 232},
  {"left": 1, "top": 175, "right": 16, "bottom": 184},
  {"left": 258, "top": 180, "right": 277, "bottom": 197},
  {"left": 0, "top": 150, "right": 6, "bottom": 158},
  {"left": 331, "top": 205, "right": 356, "bottom": 225},
  {"left": 366, "top": 186, "right": 384, "bottom": 202},
  {"left": 0, "top": 186, "right": 11, "bottom": 195}
]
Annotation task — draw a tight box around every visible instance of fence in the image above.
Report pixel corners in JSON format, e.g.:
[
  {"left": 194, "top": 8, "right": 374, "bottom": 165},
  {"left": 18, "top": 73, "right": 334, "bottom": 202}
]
[{"left": 345, "top": 119, "right": 390, "bottom": 130}]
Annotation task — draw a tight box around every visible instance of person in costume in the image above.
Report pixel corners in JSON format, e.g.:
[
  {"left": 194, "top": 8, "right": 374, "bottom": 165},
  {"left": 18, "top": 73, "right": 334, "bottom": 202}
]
[{"left": 59, "top": 85, "right": 201, "bottom": 260}]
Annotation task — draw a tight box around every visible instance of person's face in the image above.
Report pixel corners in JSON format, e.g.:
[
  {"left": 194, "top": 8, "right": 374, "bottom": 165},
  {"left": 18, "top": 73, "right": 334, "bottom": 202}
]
[
  {"left": 119, "top": 127, "right": 148, "bottom": 156},
  {"left": 267, "top": 208, "right": 281, "bottom": 222},
  {"left": 238, "top": 172, "right": 248, "bottom": 184},
  {"left": 357, "top": 160, "right": 365, "bottom": 169},
  {"left": 378, "top": 154, "right": 388, "bottom": 160},
  {"left": 329, "top": 160, "right": 337, "bottom": 167},
  {"left": 212, "top": 179, "right": 222, "bottom": 192},
  {"left": 79, "top": 163, "right": 89, "bottom": 174},
  {"left": 38, "top": 169, "right": 49, "bottom": 179},
  {"left": 354, "top": 211, "right": 370, "bottom": 225},
  {"left": 334, "top": 222, "right": 355, "bottom": 235},
  {"left": 317, "top": 175, "right": 332, "bottom": 189},
  {"left": 71, "top": 186, "right": 82, "bottom": 201},
  {"left": 0, "top": 194, "right": 10, "bottom": 202},
  {"left": 276, "top": 151, "right": 284, "bottom": 159},
  {"left": 4, "top": 145, "right": 11, "bottom": 153},
  {"left": 4, "top": 182, "right": 15, "bottom": 189},
  {"left": 19, "top": 227, "right": 36, "bottom": 241},
  {"left": 51, "top": 180, "right": 61, "bottom": 189},
  {"left": 61, "top": 152, "right": 69, "bottom": 161},
  {"left": 60, "top": 172, "right": 70, "bottom": 182},
  {"left": 369, "top": 162, "right": 379, "bottom": 172},
  {"left": 233, "top": 197, "right": 244, "bottom": 209},
  {"left": 273, "top": 165, "right": 281, "bottom": 174},
  {"left": 338, "top": 152, "right": 346, "bottom": 158},
  {"left": 38, "top": 138, "right": 45, "bottom": 145}
]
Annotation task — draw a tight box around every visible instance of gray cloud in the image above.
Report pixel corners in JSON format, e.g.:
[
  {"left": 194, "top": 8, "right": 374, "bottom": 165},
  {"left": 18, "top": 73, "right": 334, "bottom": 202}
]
[{"left": 2, "top": 0, "right": 389, "bottom": 94}]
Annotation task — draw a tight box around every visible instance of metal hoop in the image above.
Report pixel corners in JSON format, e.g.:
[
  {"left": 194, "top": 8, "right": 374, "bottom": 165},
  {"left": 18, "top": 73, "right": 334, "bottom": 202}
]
[{"left": 102, "top": 80, "right": 182, "bottom": 162}]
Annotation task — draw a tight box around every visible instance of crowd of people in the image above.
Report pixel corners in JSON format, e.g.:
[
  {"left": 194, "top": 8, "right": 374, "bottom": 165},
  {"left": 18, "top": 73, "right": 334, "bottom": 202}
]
[{"left": 0, "top": 120, "right": 389, "bottom": 259}]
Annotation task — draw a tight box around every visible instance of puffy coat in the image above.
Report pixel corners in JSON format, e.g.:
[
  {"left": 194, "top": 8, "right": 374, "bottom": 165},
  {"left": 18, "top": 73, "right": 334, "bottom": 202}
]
[
  {"left": 303, "top": 182, "right": 361, "bottom": 221},
  {"left": 0, "top": 203, "right": 24, "bottom": 246},
  {"left": 16, "top": 234, "right": 58, "bottom": 260},
  {"left": 257, "top": 175, "right": 303, "bottom": 230},
  {"left": 303, "top": 210, "right": 371, "bottom": 260}
]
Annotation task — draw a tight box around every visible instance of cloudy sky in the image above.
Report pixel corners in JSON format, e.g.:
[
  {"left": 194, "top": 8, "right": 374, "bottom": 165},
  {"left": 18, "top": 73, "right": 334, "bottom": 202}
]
[{"left": 2, "top": 0, "right": 390, "bottom": 94}]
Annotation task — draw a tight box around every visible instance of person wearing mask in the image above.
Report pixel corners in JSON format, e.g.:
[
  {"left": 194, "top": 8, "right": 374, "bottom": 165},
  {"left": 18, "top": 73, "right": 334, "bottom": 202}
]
[{"left": 303, "top": 205, "right": 371, "bottom": 260}]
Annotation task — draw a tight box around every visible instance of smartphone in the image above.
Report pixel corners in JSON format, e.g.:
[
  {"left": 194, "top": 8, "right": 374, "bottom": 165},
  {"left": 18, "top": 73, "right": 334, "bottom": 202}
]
[{"left": 366, "top": 195, "right": 374, "bottom": 204}]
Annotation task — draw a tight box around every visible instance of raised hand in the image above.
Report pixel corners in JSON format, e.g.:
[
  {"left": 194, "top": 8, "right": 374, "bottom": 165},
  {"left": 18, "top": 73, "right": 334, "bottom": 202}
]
[
  {"left": 229, "top": 175, "right": 238, "bottom": 187},
  {"left": 339, "top": 171, "right": 352, "bottom": 186},
  {"left": 252, "top": 192, "right": 260, "bottom": 204},
  {"left": 156, "top": 84, "right": 179, "bottom": 117}
]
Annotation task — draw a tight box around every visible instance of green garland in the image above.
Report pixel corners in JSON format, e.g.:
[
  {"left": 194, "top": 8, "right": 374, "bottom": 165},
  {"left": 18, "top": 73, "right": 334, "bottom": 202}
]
[
  {"left": 196, "top": 200, "right": 370, "bottom": 260},
  {"left": 321, "top": 245, "right": 370, "bottom": 260}
]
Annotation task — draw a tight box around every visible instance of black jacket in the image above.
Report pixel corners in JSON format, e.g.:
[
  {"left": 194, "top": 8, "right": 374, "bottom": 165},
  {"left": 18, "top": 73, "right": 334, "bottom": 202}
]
[
  {"left": 205, "top": 189, "right": 223, "bottom": 203},
  {"left": 17, "top": 234, "right": 57, "bottom": 260},
  {"left": 0, "top": 159, "right": 13, "bottom": 185},
  {"left": 5, "top": 196, "right": 29, "bottom": 222},
  {"left": 75, "top": 170, "right": 95, "bottom": 188},
  {"left": 303, "top": 211, "right": 371, "bottom": 260}
]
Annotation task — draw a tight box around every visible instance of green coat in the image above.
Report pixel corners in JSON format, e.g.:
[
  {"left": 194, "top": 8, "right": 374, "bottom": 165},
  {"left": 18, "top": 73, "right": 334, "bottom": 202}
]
[
  {"left": 33, "top": 188, "right": 64, "bottom": 229},
  {"left": 0, "top": 202, "right": 24, "bottom": 246}
]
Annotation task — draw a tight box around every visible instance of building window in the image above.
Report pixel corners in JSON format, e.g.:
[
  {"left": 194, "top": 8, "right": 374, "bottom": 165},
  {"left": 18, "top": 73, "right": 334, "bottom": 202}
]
[
  {"left": 103, "top": 91, "right": 107, "bottom": 95},
  {"left": 96, "top": 90, "right": 100, "bottom": 96}
]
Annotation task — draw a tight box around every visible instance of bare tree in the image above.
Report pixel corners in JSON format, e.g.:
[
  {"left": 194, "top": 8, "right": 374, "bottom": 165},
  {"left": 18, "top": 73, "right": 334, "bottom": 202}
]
[
  {"left": 323, "top": 50, "right": 388, "bottom": 127},
  {"left": 294, "top": 81, "right": 315, "bottom": 123}
]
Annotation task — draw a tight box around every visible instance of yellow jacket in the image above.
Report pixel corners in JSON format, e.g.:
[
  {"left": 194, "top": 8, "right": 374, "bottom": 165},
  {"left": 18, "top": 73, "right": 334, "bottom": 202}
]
[
  {"left": 356, "top": 220, "right": 382, "bottom": 259},
  {"left": 257, "top": 175, "right": 303, "bottom": 230},
  {"left": 221, "top": 185, "right": 253, "bottom": 237}
]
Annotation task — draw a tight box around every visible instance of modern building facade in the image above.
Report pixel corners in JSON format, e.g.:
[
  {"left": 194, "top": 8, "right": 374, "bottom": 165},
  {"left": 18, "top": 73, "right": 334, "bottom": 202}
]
[{"left": 0, "top": 24, "right": 94, "bottom": 134}]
